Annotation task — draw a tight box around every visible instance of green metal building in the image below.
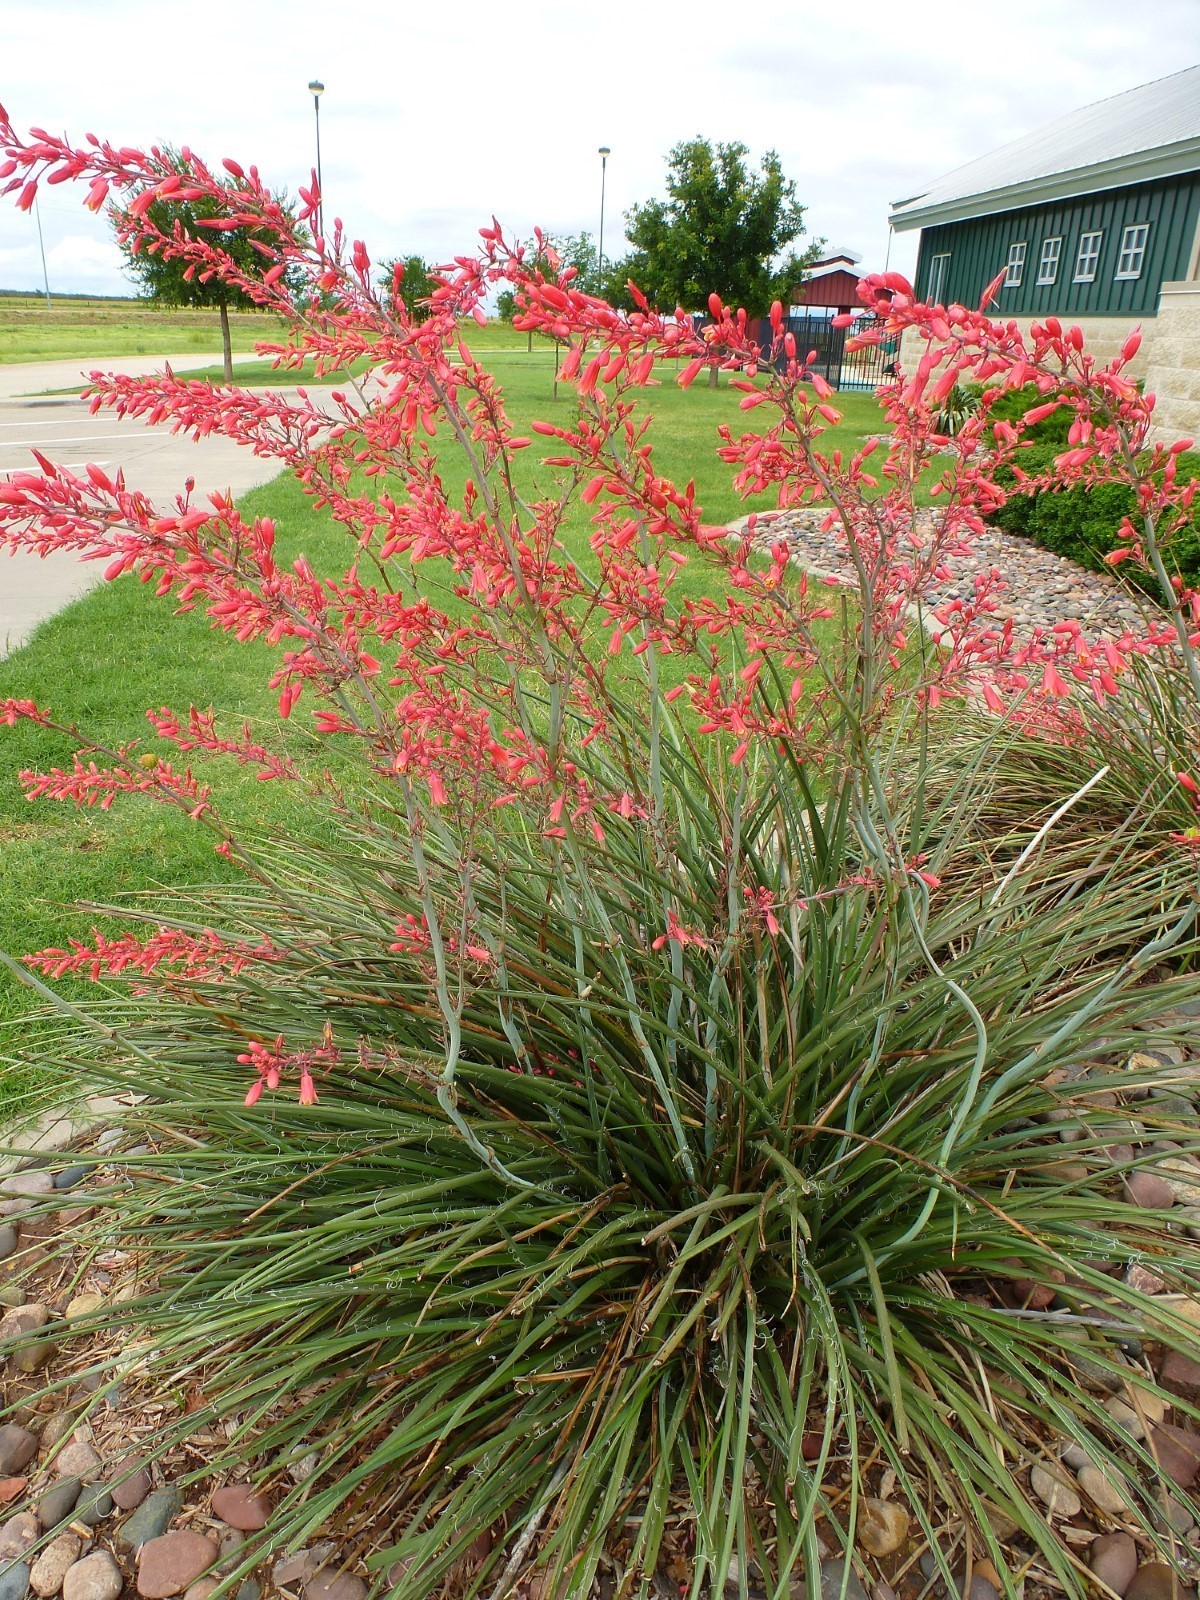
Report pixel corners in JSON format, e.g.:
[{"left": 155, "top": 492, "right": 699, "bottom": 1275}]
[{"left": 890, "top": 67, "right": 1200, "bottom": 322}]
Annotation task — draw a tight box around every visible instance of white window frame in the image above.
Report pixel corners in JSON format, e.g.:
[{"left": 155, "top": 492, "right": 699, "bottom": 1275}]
[
  {"left": 927, "top": 252, "right": 950, "bottom": 303},
  {"left": 1036, "top": 236, "right": 1062, "bottom": 285},
  {"left": 1003, "top": 241, "right": 1027, "bottom": 287},
  {"left": 1073, "top": 230, "right": 1103, "bottom": 283},
  {"left": 1115, "top": 222, "right": 1150, "bottom": 280}
]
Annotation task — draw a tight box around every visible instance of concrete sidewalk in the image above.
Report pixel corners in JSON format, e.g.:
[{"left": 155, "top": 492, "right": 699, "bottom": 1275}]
[{"left": 0, "top": 352, "right": 298, "bottom": 658}]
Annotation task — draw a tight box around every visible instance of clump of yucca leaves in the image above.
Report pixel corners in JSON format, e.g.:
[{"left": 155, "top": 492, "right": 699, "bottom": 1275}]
[{"left": 9, "top": 695, "right": 1200, "bottom": 1600}]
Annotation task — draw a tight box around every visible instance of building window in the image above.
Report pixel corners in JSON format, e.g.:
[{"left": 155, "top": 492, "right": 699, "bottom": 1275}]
[
  {"left": 1115, "top": 223, "right": 1150, "bottom": 280},
  {"left": 927, "top": 252, "right": 950, "bottom": 303},
  {"left": 1074, "top": 231, "right": 1103, "bottom": 283},
  {"left": 1004, "top": 242, "right": 1027, "bottom": 287},
  {"left": 1037, "top": 237, "right": 1062, "bottom": 285}
]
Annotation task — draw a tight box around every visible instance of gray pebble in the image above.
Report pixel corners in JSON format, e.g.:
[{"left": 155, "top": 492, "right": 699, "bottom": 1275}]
[
  {"left": 51, "top": 1169, "right": 87, "bottom": 1193},
  {"left": 35, "top": 1480, "right": 80, "bottom": 1532},
  {"left": 0, "top": 1228, "right": 18, "bottom": 1263},
  {"left": 70, "top": 1489, "right": 110, "bottom": 1530},
  {"left": 0, "top": 1562, "right": 31, "bottom": 1600},
  {"left": 115, "top": 1485, "right": 182, "bottom": 1551},
  {"left": 235, "top": 1583, "right": 261, "bottom": 1600},
  {"left": 0, "top": 1427, "right": 37, "bottom": 1478},
  {"left": 818, "top": 1560, "right": 871, "bottom": 1600}
]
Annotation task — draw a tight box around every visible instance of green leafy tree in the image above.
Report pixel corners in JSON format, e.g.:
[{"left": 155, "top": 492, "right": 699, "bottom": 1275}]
[
  {"left": 496, "top": 288, "right": 517, "bottom": 322},
  {"left": 113, "top": 153, "right": 291, "bottom": 384},
  {"left": 382, "top": 254, "right": 436, "bottom": 323},
  {"left": 622, "top": 137, "right": 820, "bottom": 379}
]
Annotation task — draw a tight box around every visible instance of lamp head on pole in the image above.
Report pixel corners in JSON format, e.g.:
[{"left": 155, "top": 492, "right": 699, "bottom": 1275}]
[
  {"left": 598, "top": 145, "right": 610, "bottom": 160},
  {"left": 309, "top": 79, "right": 325, "bottom": 100}
]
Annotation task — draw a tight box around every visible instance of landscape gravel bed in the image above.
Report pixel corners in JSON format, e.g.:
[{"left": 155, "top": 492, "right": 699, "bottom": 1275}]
[{"left": 729, "top": 509, "right": 1151, "bottom": 639}]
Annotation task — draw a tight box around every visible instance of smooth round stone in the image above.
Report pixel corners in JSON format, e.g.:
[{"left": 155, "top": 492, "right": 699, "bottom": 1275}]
[
  {"left": 118, "top": 1488, "right": 184, "bottom": 1552},
  {"left": 1127, "top": 1263, "right": 1166, "bottom": 1295},
  {"left": 1078, "top": 1464, "right": 1131, "bottom": 1514},
  {"left": 817, "top": 1561, "right": 871, "bottom": 1600},
  {"left": 1089, "top": 1533, "right": 1139, "bottom": 1598},
  {"left": 63, "top": 1552, "right": 123, "bottom": 1600},
  {"left": 0, "top": 1305, "right": 50, "bottom": 1342},
  {"left": 137, "top": 1533, "right": 219, "bottom": 1599},
  {"left": 209, "top": 1485, "right": 269, "bottom": 1532},
  {"left": 1105, "top": 1396, "right": 1147, "bottom": 1441},
  {"left": 1030, "top": 1462, "right": 1082, "bottom": 1517},
  {"left": 0, "top": 1563, "right": 31, "bottom": 1600},
  {"left": 30, "top": 1533, "right": 82, "bottom": 1598},
  {"left": 1160, "top": 1496, "right": 1197, "bottom": 1537},
  {"left": 302, "top": 1574, "right": 368, "bottom": 1600},
  {"left": 235, "top": 1583, "right": 261, "bottom": 1600},
  {"left": 109, "top": 1457, "right": 151, "bottom": 1512},
  {"left": 215, "top": 1531, "right": 243, "bottom": 1575},
  {"left": 52, "top": 1169, "right": 87, "bottom": 1193},
  {"left": 856, "top": 1497, "right": 908, "bottom": 1558},
  {"left": 71, "top": 1489, "right": 111, "bottom": 1529},
  {"left": 36, "top": 1479, "right": 80, "bottom": 1531},
  {"left": 1126, "top": 1563, "right": 1197, "bottom": 1600},
  {"left": 0, "top": 1428, "right": 37, "bottom": 1478},
  {"left": 1152, "top": 1423, "right": 1200, "bottom": 1489},
  {"left": 63, "top": 1295, "right": 103, "bottom": 1323},
  {"left": 182, "top": 1584, "right": 218, "bottom": 1600},
  {"left": 0, "top": 1510, "right": 39, "bottom": 1559},
  {"left": 272, "top": 1545, "right": 335, "bottom": 1588},
  {"left": 54, "top": 1443, "right": 101, "bottom": 1482},
  {"left": 39, "top": 1417, "right": 76, "bottom": 1456},
  {"left": 0, "top": 1173, "right": 52, "bottom": 1199},
  {"left": 15, "top": 1340, "right": 56, "bottom": 1375},
  {"left": 1161, "top": 1350, "right": 1200, "bottom": 1401},
  {"left": 0, "top": 1227, "right": 18, "bottom": 1263}
]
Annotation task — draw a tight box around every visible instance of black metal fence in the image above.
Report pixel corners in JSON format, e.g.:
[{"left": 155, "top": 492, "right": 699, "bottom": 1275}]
[{"left": 779, "top": 312, "right": 896, "bottom": 391}]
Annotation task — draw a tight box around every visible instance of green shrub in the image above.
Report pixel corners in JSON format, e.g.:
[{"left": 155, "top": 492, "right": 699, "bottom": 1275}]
[{"left": 982, "top": 384, "right": 1200, "bottom": 593}]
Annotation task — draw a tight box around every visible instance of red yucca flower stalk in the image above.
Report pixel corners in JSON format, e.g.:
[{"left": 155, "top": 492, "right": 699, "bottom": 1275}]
[{"left": 3, "top": 115, "right": 1200, "bottom": 1600}]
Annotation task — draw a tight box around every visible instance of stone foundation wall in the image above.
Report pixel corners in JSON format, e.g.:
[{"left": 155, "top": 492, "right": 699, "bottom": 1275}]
[
  {"left": 896, "top": 286, "right": 1200, "bottom": 445},
  {"left": 1144, "top": 282, "right": 1200, "bottom": 445}
]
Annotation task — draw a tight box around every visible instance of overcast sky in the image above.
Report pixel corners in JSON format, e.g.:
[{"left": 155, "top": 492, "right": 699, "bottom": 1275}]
[{"left": 2, "top": 0, "right": 1199, "bottom": 302}]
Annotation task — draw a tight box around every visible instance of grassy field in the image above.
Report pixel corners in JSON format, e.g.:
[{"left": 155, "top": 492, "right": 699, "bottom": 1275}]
[
  {"left": 0, "top": 292, "right": 286, "bottom": 364},
  {"left": 0, "top": 334, "right": 889, "bottom": 1102}
]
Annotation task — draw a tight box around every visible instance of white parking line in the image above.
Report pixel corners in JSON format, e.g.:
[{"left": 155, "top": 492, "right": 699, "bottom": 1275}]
[
  {"left": 0, "top": 419, "right": 89, "bottom": 429},
  {"left": 0, "top": 462, "right": 110, "bottom": 478},
  {"left": 0, "top": 434, "right": 165, "bottom": 450}
]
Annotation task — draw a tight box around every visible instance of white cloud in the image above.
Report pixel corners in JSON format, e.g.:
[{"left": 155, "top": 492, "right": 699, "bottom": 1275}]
[{"left": 1, "top": 0, "right": 1198, "bottom": 297}]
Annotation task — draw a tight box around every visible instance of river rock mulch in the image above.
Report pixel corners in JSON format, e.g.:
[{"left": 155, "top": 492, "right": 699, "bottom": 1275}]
[
  {"left": 728, "top": 510, "right": 1150, "bottom": 639},
  {"left": 5, "top": 1017, "right": 1200, "bottom": 1600}
]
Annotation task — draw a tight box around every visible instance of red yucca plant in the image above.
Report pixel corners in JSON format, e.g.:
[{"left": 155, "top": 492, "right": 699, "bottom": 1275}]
[{"left": 1, "top": 118, "right": 1200, "bottom": 1600}]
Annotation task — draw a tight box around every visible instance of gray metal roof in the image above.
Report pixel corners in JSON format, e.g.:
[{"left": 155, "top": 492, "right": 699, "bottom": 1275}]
[{"left": 891, "top": 66, "right": 1200, "bottom": 232}]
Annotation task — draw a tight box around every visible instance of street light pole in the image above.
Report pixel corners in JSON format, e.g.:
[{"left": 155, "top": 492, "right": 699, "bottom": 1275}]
[
  {"left": 597, "top": 146, "right": 611, "bottom": 288},
  {"left": 33, "top": 197, "right": 52, "bottom": 311},
  {"left": 308, "top": 79, "right": 325, "bottom": 238}
]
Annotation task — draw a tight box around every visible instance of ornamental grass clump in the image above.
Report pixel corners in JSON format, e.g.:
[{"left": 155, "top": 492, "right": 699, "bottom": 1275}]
[{"left": 2, "top": 120, "right": 1200, "bottom": 1599}]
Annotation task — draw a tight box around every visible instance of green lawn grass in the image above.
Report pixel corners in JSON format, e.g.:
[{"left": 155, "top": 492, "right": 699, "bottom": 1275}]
[
  {"left": 0, "top": 338, "right": 890, "bottom": 1108},
  {"left": 0, "top": 292, "right": 286, "bottom": 365}
]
